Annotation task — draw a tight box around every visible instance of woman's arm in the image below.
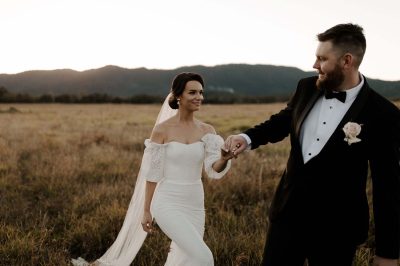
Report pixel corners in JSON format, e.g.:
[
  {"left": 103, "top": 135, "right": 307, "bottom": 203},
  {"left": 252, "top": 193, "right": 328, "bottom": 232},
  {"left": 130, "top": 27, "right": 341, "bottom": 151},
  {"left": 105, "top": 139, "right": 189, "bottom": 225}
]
[
  {"left": 202, "top": 123, "right": 233, "bottom": 176},
  {"left": 141, "top": 124, "right": 165, "bottom": 233},
  {"left": 142, "top": 181, "right": 157, "bottom": 233},
  {"left": 212, "top": 148, "right": 233, "bottom": 173}
]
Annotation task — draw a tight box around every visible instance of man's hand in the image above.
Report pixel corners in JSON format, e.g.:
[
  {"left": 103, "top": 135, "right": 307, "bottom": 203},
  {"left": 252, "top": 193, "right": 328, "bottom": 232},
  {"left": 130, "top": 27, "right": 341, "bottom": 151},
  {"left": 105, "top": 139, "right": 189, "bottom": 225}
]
[
  {"left": 373, "top": 256, "right": 398, "bottom": 266},
  {"left": 224, "top": 135, "right": 248, "bottom": 157}
]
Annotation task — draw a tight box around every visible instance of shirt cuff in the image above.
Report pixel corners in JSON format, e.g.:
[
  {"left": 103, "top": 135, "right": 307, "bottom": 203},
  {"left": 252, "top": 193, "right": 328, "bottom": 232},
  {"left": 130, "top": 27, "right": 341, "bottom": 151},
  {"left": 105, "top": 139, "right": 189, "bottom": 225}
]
[{"left": 239, "top": 133, "right": 252, "bottom": 150}]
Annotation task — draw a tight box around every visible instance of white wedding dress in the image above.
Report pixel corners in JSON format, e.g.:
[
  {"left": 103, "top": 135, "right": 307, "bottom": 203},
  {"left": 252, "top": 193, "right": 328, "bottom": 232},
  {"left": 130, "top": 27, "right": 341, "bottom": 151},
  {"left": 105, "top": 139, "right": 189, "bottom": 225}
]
[{"left": 72, "top": 133, "right": 230, "bottom": 266}]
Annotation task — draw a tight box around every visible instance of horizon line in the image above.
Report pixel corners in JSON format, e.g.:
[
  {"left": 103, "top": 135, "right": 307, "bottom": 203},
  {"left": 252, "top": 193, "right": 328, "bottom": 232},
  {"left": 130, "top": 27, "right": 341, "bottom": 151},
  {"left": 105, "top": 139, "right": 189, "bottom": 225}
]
[
  {"left": 0, "top": 63, "right": 315, "bottom": 75},
  {"left": 0, "top": 64, "right": 399, "bottom": 82}
]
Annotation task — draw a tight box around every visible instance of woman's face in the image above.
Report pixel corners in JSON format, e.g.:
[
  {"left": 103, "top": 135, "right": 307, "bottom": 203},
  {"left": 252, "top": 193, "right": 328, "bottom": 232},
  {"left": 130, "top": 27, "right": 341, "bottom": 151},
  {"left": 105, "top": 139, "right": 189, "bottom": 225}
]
[{"left": 178, "top": 80, "right": 204, "bottom": 111}]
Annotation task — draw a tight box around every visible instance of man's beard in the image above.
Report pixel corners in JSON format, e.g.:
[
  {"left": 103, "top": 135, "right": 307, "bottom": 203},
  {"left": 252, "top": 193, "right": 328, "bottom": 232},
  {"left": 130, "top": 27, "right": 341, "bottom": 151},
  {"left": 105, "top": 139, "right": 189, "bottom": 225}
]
[{"left": 316, "top": 63, "right": 345, "bottom": 91}]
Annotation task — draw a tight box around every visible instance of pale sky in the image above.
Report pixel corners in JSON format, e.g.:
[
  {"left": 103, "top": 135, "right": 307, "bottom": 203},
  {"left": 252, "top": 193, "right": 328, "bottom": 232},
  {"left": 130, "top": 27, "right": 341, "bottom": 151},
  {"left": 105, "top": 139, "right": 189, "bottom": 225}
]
[{"left": 1, "top": 0, "right": 399, "bottom": 80}]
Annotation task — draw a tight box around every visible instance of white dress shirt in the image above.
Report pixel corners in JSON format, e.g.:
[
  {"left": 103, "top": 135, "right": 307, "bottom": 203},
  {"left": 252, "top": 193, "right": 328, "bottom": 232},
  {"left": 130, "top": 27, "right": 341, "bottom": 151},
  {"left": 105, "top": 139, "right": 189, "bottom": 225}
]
[
  {"left": 240, "top": 75, "right": 364, "bottom": 164},
  {"left": 300, "top": 76, "right": 363, "bottom": 163}
]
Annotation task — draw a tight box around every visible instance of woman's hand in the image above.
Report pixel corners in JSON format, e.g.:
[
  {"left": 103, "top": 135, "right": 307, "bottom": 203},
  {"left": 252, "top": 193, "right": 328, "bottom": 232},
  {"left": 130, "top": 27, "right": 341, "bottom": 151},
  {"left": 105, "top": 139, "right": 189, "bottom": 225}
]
[
  {"left": 221, "top": 146, "right": 235, "bottom": 161},
  {"left": 224, "top": 135, "right": 248, "bottom": 156},
  {"left": 141, "top": 211, "right": 154, "bottom": 234}
]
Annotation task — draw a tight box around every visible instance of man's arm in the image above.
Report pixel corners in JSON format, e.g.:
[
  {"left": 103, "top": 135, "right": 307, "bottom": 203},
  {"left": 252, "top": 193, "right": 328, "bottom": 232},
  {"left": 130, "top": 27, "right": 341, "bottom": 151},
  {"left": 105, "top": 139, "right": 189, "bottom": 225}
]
[{"left": 369, "top": 104, "right": 400, "bottom": 261}]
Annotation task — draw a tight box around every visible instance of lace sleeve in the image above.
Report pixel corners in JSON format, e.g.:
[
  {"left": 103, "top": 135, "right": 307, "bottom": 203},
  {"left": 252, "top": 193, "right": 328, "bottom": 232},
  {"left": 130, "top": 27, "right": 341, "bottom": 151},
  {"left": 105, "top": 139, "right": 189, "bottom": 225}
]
[
  {"left": 202, "top": 134, "right": 231, "bottom": 179},
  {"left": 142, "top": 139, "right": 165, "bottom": 182}
]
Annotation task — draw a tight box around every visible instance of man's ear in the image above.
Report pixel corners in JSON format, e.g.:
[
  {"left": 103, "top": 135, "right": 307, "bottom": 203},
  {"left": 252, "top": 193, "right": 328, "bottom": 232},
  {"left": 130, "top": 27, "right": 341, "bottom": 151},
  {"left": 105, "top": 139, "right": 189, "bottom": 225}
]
[{"left": 342, "top": 53, "right": 354, "bottom": 69}]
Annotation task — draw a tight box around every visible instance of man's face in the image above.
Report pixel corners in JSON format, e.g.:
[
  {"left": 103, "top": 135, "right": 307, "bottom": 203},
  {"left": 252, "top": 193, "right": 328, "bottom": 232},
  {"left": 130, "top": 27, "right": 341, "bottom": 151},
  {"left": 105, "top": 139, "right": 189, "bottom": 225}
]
[{"left": 313, "top": 41, "right": 345, "bottom": 91}]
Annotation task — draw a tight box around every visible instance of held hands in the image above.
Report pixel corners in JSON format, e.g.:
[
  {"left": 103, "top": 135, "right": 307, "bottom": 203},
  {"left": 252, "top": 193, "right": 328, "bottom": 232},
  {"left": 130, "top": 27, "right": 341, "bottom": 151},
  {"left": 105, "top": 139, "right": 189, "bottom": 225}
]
[
  {"left": 141, "top": 211, "right": 154, "bottom": 234},
  {"left": 220, "top": 146, "right": 235, "bottom": 161},
  {"left": 223, "top": 135, "right": 248, "bottom": 158}
]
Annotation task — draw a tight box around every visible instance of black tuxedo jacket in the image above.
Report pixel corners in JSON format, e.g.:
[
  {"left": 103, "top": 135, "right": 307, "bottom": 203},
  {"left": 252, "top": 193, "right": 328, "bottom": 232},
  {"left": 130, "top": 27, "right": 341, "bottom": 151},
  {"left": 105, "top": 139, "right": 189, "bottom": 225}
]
[{"left": 245, "top": 76, "right": 400, "bottom": 259}]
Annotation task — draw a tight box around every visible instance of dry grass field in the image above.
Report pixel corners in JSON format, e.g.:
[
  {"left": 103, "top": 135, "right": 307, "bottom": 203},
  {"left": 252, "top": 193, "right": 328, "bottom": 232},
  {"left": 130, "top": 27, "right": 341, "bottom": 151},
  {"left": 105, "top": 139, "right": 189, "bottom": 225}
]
[{"left": 0, "top": 102, "right": 399, "bottom": 266}]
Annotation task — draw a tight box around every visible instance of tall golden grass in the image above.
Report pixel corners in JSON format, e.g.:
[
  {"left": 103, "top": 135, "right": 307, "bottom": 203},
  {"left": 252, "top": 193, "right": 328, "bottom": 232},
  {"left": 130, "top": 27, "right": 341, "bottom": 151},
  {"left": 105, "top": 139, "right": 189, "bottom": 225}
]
[{"left": 0, "top": 103, "right": 399, "bottom": 266}]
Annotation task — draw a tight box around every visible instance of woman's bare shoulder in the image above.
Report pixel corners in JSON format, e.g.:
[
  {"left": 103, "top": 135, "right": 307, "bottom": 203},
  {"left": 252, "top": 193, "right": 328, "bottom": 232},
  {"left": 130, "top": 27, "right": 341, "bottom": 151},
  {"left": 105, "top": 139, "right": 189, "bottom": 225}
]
[
  {"left": 197, "top": 120, "right": 216, "bottom": 135},
  {"left": 150, "top": 124, "right": 167, "bottom": 144},
  {"left": 150, "top": 117, "right": 177, "bottom": 143}
]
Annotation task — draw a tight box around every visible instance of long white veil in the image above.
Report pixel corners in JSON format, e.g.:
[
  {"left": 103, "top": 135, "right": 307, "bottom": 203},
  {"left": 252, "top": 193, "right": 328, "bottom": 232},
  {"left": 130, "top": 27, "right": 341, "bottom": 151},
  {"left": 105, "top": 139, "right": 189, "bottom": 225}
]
[{"left": 72, "top": 93, "right": 177, "bottom": 266}]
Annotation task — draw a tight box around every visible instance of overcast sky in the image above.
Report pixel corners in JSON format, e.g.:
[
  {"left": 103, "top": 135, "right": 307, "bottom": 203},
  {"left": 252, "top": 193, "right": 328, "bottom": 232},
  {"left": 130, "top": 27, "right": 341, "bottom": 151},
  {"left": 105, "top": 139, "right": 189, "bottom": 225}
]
[{"left": 1, "top": 0, "right": 399, "bottom": 80}]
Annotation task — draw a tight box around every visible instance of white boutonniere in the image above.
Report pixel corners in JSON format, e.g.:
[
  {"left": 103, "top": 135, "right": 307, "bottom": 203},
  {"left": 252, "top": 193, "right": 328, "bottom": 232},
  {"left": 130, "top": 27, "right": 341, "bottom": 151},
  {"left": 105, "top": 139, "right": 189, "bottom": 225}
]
[{"left": 343, "top": 122, "right": 362, "bottom": 145}]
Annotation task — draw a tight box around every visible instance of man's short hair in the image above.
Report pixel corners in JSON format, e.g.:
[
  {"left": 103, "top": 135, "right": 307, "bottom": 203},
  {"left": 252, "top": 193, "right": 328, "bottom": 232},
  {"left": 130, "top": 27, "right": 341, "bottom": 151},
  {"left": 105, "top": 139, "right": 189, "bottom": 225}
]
[{"left": 317, "top": 23, "right": 366, "bottom": 67}]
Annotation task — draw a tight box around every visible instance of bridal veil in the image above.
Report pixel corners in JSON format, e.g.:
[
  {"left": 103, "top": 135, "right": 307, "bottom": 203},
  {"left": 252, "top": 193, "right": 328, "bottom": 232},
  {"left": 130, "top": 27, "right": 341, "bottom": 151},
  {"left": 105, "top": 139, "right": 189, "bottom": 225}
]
[{"left": 72, "top": 93, "right": 177, "bottom": 266}]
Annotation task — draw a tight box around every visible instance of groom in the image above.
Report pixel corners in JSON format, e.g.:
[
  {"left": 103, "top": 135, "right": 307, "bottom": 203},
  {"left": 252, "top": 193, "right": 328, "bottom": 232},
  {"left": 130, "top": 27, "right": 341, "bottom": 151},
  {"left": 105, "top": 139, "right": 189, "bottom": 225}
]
[{"left": 225, "top": 24, "right": 400, "bottom": 266}]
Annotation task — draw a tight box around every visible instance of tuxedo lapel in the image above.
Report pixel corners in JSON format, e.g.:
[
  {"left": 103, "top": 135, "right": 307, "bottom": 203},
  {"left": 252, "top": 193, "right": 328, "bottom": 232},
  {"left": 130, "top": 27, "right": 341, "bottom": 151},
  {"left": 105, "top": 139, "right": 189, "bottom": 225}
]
[
  {"left": 292, "top": 77, "right": 371, "bottom": 165},
  {"left": 294, "top": 88, "right": 323, "bottom": 139},
  {"left": 335, "top": 81, "right": 370, "bottom": 132},
  {"left": 317, "top": 80, "right": 371, "bottom": 153}
]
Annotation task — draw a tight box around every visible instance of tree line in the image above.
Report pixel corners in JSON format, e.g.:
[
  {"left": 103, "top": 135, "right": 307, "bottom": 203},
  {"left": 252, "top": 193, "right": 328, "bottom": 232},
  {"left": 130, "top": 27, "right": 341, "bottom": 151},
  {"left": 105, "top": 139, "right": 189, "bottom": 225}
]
[{"left": 0, "top": 87, "right": 289, "bottom": 104}]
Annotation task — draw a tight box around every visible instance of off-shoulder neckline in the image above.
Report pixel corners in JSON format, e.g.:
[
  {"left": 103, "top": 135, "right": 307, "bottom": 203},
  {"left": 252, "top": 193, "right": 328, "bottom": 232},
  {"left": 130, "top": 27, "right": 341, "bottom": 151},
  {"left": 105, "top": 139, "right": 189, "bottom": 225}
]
[{"left": 146, "top": 133, "right": 217, "bottom": 146}]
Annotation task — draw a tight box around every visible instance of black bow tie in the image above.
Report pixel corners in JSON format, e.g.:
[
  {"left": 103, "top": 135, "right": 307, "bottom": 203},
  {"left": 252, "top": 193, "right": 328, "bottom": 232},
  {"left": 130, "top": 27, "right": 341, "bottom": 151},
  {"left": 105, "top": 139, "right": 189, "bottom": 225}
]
[{"left": 324, "top": 89, "right": 346, "bottom": 103}]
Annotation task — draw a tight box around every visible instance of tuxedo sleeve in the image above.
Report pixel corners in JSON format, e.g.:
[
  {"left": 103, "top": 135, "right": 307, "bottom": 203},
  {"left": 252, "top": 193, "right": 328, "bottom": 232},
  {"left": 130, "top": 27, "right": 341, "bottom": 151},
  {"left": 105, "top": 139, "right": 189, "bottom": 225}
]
[
  {"left": 369, "top": 104, "right": 400, "bottom": 259},
  {"left": 243, "top": 80, "right": 303, "bottom": 149}
]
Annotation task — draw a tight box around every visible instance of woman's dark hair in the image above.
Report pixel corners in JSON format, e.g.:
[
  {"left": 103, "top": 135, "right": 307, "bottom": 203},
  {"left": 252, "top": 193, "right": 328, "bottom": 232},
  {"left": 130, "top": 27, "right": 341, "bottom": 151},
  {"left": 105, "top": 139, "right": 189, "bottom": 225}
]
[{"left": 168, "top": 72, "right": 204, "bottom": 109}]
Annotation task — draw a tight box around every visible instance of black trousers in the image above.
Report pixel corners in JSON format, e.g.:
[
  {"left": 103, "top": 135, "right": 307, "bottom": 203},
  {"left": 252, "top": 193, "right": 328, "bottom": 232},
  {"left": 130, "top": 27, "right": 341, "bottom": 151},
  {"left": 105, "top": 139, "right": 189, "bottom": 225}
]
[{"left": 261, "top": 220, "right": 357, "bottom": 266}]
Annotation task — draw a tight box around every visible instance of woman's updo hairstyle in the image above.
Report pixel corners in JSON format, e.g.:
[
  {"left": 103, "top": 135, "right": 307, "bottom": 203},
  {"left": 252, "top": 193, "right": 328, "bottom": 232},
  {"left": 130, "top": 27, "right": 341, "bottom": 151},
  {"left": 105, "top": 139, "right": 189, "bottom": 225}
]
[{"left": 168, "top": 72, "right": 204, "bottom": 109}]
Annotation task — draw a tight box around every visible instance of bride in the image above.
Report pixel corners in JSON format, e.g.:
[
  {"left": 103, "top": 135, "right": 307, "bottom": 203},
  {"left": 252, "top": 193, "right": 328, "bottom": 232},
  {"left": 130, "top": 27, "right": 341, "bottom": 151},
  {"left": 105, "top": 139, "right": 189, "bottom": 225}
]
[{"left": 72, "top": 72, "right": 233, "bottom": 266}]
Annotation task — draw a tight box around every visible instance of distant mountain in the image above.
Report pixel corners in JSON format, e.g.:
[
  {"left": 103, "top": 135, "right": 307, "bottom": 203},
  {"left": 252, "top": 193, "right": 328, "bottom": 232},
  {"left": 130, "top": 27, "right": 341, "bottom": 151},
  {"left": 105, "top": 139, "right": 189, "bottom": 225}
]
[{"left": 0, "top": 64, "right": 399, "bottom": 99}]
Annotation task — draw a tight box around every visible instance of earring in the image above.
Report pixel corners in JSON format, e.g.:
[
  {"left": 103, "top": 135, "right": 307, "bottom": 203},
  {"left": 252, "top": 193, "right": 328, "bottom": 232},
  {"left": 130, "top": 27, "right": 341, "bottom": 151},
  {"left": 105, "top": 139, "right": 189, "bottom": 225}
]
[{"left": 177, "top": 98, "right": 180, "bottom": 105}]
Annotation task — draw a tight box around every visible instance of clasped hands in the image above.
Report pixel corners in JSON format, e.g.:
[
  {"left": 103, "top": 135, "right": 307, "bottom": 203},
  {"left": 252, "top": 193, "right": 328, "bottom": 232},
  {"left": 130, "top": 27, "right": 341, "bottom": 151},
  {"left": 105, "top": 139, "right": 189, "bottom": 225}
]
[{"left": 221, "top": 135, "right": 248, "bottom": 159}]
